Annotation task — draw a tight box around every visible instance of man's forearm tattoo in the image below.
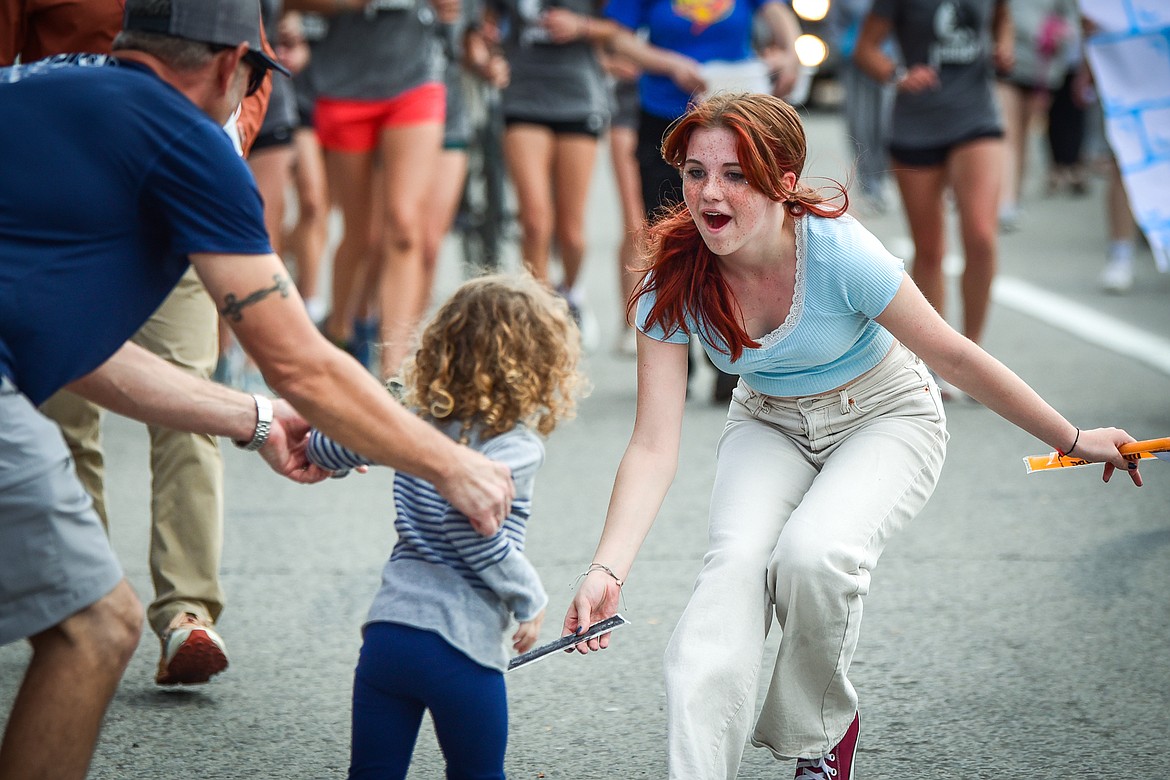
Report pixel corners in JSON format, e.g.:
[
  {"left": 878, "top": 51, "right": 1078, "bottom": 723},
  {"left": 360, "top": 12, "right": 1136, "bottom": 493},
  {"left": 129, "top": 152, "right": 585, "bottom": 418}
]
[{"left": 220, "top": 274, "right": 291, "bottom": 322}]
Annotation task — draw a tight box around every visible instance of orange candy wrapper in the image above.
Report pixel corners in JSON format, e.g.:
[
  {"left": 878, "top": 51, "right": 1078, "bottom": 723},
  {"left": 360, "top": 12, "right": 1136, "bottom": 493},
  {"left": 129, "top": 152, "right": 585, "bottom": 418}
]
[{"left": 1023, "top": 437, "right": 1170, "bottom": 474}]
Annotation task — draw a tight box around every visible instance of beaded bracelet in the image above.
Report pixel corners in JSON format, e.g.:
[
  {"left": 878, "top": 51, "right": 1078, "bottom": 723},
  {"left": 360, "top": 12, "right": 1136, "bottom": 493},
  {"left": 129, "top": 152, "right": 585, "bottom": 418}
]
[{"left": 584, "top": 562, "right": 623, "bottom": 588}]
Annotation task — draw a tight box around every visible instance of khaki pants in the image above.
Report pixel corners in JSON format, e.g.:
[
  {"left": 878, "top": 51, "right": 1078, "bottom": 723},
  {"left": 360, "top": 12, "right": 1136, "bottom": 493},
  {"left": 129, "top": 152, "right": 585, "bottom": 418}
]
[{"left": 39, "top": 268, "right": 224, "bottom": 639}]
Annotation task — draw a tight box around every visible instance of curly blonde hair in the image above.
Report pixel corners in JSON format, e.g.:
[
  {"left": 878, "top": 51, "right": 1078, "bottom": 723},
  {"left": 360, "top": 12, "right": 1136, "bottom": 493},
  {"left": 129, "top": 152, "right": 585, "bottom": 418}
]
[{"left": 400, "top": 273, "right": 588, "bottom": 441}]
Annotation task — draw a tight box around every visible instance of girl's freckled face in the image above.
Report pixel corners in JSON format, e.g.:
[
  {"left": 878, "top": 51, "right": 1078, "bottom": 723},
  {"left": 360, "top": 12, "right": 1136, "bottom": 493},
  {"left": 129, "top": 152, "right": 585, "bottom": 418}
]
[{"left": 682, "top": 126, "right": 776, "bottom": 257}]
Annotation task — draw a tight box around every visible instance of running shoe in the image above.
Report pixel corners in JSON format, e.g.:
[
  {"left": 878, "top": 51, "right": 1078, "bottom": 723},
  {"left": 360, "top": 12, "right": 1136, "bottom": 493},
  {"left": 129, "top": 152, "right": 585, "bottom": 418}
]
[
  {"left": 156, "top": 613, "right": 229, "bottom": 686},
  {"left": 1099, "top": 256, "right": 1135, "bottom": 294},
  {"left": 560, "top": 288, "right": 600, "bottom": 354},
  {"left": 998, "top": 204, "right": 1021, "bottom": 233}
]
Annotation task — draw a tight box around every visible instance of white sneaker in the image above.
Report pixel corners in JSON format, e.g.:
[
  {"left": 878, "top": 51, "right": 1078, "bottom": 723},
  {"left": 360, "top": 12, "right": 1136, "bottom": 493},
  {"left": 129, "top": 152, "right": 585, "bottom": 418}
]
[
  {"left": 304, "top": 297, "right": 327, "bottom": 324},
  {"left": 1099, "top": 256, "right": 1135, "bottom": 293},
  {"left": 565, "top": 298, "right": 601, "bottom": 354},
  {"left": 998, "top": 205, "right": 1021, "bottom": 233}
]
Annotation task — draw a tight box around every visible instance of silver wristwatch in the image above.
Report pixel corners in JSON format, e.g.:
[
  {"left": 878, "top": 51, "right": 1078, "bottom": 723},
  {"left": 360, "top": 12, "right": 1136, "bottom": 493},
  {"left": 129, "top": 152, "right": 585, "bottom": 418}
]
[{"left": 234, "top": 393, "right": 273, "bottom": 451}]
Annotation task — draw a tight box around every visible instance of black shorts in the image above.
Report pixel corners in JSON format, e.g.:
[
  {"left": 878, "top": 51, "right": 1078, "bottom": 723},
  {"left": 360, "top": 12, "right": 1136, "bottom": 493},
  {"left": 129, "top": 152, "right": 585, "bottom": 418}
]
[
  {"left": 503, "top": 113, "right": 607, "bottom": 139},
  {"left": 888, "top": 129, "right": 1004, "bottom": 167},
  {"left": 251, "top": 125, "right": 295, "bottom": 152},
  {"left": 297, "top": 102, "right": 315, "bottom": 130}
]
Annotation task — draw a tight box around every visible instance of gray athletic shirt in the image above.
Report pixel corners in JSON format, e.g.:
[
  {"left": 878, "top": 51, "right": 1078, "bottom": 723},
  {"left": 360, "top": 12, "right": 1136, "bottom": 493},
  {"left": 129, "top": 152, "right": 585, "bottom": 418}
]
[
  {"left": 438, "top": 0, "right": 472, "bottom": 145},
  {"left": 309, "top": 1, "right": 444, "bottom": 100},
  {"left": 870, "top": 0, "right": 1003, "bottom": 148},
  {"left": 259, "top": 0, "right": 296, "bottom": 134},
  {"left": 492, "top": 0, "right": 609, "bottom": 127},
  {"left": 1002, "top": 0, "right": 1078, "bottom": 90}
]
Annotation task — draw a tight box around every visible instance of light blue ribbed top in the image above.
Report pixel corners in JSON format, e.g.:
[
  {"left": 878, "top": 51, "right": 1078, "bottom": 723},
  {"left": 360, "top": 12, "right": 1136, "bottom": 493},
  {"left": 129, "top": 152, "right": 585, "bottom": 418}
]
[{"left": 637, "top": 214, "right": 905, "bottom": 397}]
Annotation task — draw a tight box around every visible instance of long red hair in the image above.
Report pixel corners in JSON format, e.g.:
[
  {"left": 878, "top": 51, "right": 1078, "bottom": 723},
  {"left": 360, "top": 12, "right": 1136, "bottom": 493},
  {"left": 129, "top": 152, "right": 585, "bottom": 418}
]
[{"left": 630, "top": 93, "right": 848, "bottom": 360}]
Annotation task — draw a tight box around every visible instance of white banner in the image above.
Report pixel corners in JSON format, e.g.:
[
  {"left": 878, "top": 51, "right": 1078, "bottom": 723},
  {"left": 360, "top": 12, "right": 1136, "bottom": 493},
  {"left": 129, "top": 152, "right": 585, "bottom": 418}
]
[{"left": 1080, "top": 0, "right": 1170, "bottom": 271}]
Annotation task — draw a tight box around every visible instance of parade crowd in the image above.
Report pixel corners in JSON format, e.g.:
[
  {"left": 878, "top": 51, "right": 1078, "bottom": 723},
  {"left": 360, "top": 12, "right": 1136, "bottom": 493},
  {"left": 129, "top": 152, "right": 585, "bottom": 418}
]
[{"left": 0, "top": 0, "right": 1159, "bottom": 778}]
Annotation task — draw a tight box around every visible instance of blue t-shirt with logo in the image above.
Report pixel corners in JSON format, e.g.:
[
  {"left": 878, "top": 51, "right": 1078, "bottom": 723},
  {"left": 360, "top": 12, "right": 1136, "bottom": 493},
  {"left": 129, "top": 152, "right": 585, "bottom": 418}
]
[
  {"left": 0, "top": 55, "right": 271, "bottom": 405},
  {"left": 605, "top": 0, "right": 771, "bottom": 120}
]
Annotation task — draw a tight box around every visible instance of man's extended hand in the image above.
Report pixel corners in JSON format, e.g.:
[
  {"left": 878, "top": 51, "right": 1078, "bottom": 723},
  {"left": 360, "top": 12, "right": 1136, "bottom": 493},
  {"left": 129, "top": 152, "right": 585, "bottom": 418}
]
[
  {"left": 432, "top": 448, "right": 515, "bottom": 536},
  {"left": 258, "top": 399, "right": 335, "bottom": 483}
]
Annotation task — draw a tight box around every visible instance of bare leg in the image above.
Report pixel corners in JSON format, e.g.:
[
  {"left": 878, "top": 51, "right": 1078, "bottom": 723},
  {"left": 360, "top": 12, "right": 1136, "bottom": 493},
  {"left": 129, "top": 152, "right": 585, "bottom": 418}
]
[
  {"left": 1106, "top": 158, "right": 1137, "bottom": 245},
  {"left": 995, "top": 82, "right": 1025, "bottom": 224},
  {"left": 417, "top": 148, "right": 470, "bottom": 324},
  {"left": 322, "top": 148, "right": 377, "bottom": 347},
  {"left": 1100, "top": 158, "right": 1138, "bottom": 292},
  {"left": 947, "top": 137, "right": 1003, "bottom": 344},
  {"left": 551, "top": 133, "right": 599, "bottom": 292},
  {"left": 0, "top": 580, "right": 143, "bottom": 780},
  {"left": 893, "top": 163, "right": 949, "bottom": 317},
  {"left": 285, "top": 127, "right": 331, "bottom": 312},
  {"left": 239, "top": 144, "right": 298, "bottom": 382},
  {"left": 247, "top": 144, "right": 296, "bottom": 255},
  {"left": 503, "top": 124, "right": 556, "bottom": 283},
  {"left": 609, "top": 124, "right": 644, "bottom": 328},
  {"left": 375, "top": 121, "right": 445, "bottom": 378}
]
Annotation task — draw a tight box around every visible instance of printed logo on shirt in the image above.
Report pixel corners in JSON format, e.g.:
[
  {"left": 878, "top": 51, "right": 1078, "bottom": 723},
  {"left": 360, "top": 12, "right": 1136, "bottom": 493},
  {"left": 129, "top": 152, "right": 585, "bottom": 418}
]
[
  {"left": 366, "top": 0, "right": 415, "bottom": 12},
  {"left": 0, "top": 53, "right": 116, "bottom": 84},
  {"left": 517, "top": 0, "right": 554, "bottom": 45},
  {"left": 929, "top": 0, "right": 984, "bottom": 67},
  {"left": 672, "top": 0, "right": 734, "bottom": 33}
]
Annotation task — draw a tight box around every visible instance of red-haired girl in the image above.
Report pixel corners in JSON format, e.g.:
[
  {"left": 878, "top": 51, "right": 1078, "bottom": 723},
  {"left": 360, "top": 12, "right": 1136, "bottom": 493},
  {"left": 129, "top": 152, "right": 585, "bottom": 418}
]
[{"left": 562, "top": 92, "right": 1140, "bottom": 780}]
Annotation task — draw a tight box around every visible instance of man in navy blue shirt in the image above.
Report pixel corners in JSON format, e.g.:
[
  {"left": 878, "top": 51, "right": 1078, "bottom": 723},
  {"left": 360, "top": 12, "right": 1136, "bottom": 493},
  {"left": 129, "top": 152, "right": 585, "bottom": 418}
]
[{"left": 0, "top": 1, "right": 516, "bottom": 776}]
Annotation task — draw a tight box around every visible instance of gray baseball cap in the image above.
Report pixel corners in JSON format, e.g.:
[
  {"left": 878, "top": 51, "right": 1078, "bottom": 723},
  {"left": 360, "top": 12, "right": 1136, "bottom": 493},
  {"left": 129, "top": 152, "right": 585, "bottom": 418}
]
[{"left": 122, "top": 0, "right": 292, "bottom": 78}]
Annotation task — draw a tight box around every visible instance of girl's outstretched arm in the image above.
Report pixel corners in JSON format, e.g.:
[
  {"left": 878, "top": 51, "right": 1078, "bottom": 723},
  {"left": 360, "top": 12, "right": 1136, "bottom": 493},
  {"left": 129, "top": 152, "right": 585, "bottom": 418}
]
[
  {"left": 564, "top": 332, "right": 691, "bottom": 652},
  {"left": 876, "top": 274, "right": 1141, "bottom": 486}
]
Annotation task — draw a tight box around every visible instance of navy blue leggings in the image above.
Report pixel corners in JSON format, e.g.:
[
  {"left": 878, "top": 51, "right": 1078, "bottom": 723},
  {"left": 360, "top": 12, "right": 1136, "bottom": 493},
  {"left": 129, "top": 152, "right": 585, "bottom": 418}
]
[{"left": 349, "top": 622, "right": 508, "bottom": 780}]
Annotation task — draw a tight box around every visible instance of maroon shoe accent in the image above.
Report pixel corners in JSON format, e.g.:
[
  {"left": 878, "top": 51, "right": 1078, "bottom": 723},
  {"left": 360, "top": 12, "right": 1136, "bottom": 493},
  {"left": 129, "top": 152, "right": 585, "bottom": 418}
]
[
  {"left": 794, "top": 712, "right": 860, "bottom": 780},
  {"left": 156, "top": 627, "right": 229, "bottom": 686}
]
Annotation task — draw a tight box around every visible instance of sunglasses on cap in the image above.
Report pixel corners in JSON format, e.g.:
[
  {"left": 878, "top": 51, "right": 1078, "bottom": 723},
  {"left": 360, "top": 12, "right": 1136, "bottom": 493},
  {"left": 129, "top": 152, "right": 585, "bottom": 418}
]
[{"left": 207, "top": 44, "right": 267, "bottom": 97}]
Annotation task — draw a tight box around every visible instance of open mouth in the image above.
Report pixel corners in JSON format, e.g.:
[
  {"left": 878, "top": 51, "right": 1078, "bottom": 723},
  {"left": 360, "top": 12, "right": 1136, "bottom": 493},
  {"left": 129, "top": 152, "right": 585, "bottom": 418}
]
[{"left": 703, "top": 212, "right": 731, "bottom": 230}]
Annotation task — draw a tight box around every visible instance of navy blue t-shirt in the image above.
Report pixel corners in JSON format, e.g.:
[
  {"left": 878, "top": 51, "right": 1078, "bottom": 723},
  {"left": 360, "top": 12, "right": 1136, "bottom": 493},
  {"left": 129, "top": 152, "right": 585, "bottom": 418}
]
[{"left": 0, "top": 55, "right": 272, "bottom": 405}]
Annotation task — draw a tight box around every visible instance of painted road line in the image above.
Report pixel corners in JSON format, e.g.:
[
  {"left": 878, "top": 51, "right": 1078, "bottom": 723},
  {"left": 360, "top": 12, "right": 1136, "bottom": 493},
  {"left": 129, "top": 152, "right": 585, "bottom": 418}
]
[{"left": 992, "top": 275, "right": 1170, "bottom": 377}]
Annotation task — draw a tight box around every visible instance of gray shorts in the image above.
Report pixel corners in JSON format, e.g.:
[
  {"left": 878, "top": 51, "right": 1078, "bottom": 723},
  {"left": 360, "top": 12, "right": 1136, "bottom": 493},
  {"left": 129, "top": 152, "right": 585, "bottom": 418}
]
[{"left": 0, "top": 376, "right": 123, "bottom": 646}]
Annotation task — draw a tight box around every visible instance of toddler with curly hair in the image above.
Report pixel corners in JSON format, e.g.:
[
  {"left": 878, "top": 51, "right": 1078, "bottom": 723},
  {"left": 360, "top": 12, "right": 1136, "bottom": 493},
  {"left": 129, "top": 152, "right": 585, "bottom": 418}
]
[{"left": 307, "top": 272, "right": 588, "bottom": 779}]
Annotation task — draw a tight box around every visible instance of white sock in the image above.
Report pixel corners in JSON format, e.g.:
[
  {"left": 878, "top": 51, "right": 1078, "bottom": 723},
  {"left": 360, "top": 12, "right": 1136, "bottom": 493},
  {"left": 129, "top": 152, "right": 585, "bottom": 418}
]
[
  {"left": 304, "top": 297, "right": 326, "bottom": 323},
  {"left": 558, "top": 284, "right": 584, "bottom": 307},
  {"left": 1108, "top": 240, "right": 1135, "bottom": 264}
]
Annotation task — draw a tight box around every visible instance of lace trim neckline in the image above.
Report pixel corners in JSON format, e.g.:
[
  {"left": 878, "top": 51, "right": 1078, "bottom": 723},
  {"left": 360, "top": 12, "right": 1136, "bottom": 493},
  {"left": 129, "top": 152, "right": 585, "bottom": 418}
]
[{"left": 755, "top": 215, "right": 805, "bottom": 349}]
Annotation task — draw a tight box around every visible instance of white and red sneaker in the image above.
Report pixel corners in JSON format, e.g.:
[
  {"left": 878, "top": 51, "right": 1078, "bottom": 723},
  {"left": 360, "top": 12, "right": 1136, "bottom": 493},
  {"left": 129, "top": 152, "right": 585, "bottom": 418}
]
[
  {"left": 795, "top": 712, "right": 859, "bottom": 780},
  {"left": 155, "top": 612, "right": 229, "bottom": 686}
]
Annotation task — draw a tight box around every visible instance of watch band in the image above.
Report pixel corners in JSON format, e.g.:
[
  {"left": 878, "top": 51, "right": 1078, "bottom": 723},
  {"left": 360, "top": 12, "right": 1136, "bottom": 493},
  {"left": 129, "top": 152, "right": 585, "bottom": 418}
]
[{"left": 234, "top": 393, "right": 273, "bottom": 451}]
